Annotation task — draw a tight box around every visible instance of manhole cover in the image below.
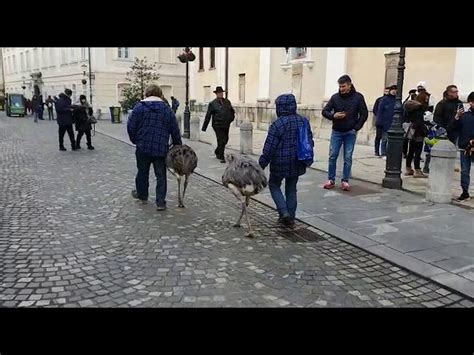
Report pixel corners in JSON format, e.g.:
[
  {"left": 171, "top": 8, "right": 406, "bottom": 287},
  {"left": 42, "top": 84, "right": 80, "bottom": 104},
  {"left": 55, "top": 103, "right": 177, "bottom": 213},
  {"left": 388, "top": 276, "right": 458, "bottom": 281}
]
[{"left": 278, "top": 227, "right": 326, "bottom": 243}]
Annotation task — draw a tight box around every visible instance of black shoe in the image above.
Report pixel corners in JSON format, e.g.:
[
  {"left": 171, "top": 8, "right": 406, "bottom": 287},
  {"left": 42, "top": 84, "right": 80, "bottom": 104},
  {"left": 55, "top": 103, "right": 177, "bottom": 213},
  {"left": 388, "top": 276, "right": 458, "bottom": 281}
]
[
  {"left": 456, "top": 192, "right": 470, "bottom": 202},
  {"left": 220, "top": 159, "right": 226, "bottom": 163},
  {"left": 156, "top": 205, "right": 166, "bottom": 211},
  {"left": 59, "top": 146, "right": 67, "bottom": 151},
  {"left": 76, "top": 145, "right": 82, "bottom": 150},
  {"left": 279, "top": 215, "right": 293, "bottom": 227},
  {"left": 131, "top": 190, "right": 147, "bottom": 204},
  {"left": 87, "top": 145, "right": 95, "bottom": 150},
  {"left": 422, "top": 168, "right": 430, "bottom": 174},
  {"left": 71, "top": 145, "right": 78, "bottom": 151}
]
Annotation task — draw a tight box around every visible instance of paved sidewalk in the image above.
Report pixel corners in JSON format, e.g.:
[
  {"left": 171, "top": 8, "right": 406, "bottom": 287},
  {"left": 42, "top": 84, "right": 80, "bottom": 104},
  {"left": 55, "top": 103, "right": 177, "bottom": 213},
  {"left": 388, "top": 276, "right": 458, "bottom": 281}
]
[{"left": 95, "top": 119, "right": 474, "bottom": 299}]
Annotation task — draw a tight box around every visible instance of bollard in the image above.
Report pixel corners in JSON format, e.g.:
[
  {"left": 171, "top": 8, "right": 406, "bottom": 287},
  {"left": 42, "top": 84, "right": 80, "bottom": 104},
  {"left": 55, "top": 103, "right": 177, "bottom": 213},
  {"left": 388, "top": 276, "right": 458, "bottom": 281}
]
[
  {"left": 240, "top": 120, "right": 253, "bottom": 155},
  {"left": 426, "top": 138, "right": 458, "bottom": 203},
  {"left": 190, "top": 115, "right": 200, "bottom": 141}
]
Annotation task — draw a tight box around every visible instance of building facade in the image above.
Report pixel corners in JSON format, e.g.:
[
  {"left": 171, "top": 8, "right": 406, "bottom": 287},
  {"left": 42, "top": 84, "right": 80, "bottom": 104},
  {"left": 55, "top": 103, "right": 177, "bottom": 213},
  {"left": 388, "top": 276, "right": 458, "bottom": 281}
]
[
  {"left": 190, "top": 47, "right": 474, "bottom": 143},
  {"left": 2, "top": 47, "right": 186, "bottom": 117}
]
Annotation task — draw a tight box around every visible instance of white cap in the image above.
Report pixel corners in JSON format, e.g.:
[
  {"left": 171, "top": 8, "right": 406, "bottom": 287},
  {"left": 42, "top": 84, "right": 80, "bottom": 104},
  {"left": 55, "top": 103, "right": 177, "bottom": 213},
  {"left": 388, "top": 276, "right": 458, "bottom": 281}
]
[{"left": 417, "top": 81, "right": 427, "bottom": 89}]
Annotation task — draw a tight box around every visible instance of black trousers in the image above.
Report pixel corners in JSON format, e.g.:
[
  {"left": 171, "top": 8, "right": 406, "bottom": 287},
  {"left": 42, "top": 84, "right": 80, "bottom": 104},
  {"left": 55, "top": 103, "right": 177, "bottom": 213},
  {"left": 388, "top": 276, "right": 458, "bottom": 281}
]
[
  {"left": 213, "top": 126, "right": 230, "bottom": 159},
  {"left": 403, "top": 137, "right": 409, "bottom": 158},
  {"left": 47, "top": 108, "right": 54, "bottom": 120},
  {"left": 406, "top": 140, "right": 424, "bottom": 170},
  {"left": 77, "top": 129, "right": 92, "bottom": 146},
  {"left": 59, "top": 125, "right": 75, "bottom": 148}
]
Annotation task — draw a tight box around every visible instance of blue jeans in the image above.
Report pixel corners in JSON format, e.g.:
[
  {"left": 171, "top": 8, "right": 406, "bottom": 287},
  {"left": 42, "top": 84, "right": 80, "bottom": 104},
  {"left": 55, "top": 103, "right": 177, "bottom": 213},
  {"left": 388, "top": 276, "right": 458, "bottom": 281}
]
[
  {"left": 135, "top": 151, "right": 167, "bottom": 207},
  {"left": 460, "top": 152, "right": 473, "bottom": 193},
  {"left": 269, "top": 174, "right": 299, "bottom": 219},
  {"left": 328, "top": 129, "right": 357, "bottom": 182},
  {"left": 374, "top": 125, "right": 388, "bottom": 156}
]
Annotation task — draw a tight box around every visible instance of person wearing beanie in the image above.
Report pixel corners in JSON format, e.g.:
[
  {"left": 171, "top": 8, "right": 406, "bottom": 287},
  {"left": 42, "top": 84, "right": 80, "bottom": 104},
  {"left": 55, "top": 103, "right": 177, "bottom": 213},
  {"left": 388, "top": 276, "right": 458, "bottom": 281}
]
[
  {"left": 375, "top": 85, "right": 397, "bottom": 159},
  {"left": 55, "top": 88, "right": 77, "bottom": 151},
  {"left": 373, "top": 86, "right": 390, "bottom": 157}
]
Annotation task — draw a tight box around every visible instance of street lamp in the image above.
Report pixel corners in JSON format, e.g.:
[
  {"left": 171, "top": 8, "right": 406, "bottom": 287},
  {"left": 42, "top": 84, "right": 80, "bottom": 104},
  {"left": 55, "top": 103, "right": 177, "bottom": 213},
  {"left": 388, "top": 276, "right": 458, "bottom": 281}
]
[
  {"left": 382, "top": 47, "right": 406, "bottom": 190},
  {"left": 178, "top": 47, "right": 196, "bottom": 139}
]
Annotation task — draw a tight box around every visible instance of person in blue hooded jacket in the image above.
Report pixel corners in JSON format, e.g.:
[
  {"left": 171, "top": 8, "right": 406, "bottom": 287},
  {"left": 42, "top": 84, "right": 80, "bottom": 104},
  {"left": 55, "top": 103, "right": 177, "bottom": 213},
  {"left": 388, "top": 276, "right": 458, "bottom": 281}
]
[
  {"left": 259, "top": 94, "right": 314, "bottom": 226},
  {"left": 127, "top": 84, "right": 182, "bottom": 211},
  {"left": 375, "top": 85, "right": 397, "bottom": 158}
]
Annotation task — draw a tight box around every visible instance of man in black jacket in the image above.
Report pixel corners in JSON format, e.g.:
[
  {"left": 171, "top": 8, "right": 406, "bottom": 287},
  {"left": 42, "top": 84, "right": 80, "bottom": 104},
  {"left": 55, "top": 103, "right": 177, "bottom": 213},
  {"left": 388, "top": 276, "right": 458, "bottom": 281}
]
[
  {"left": 55, "top": 89, "right": 77, "bottom": 151},
  {"left": 202, "top": 86, "right": 235, "bottom": 163},
  {"left": 434, "top": 84, "right": 464, "bottom": 143},
  {"left": 322, "top": 75, "right": 368, "bottom": 191}
]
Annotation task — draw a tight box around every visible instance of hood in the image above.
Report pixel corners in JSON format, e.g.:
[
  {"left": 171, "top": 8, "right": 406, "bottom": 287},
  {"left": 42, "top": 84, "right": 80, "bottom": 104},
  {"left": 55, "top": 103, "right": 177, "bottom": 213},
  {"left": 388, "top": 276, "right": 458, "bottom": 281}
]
[
  {"left": 140, "top": 97, "right": 166, "bottom": 112},
  {"left": 275, "top": 94, "right": 297, "bottom": 116}
]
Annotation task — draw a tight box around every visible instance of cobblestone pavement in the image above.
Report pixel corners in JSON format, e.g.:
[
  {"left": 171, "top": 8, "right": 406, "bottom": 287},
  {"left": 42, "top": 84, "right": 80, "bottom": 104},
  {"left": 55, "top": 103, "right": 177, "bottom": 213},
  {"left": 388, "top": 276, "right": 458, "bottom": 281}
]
[{"left": 0, "top": 115, "right": 472, "bottom": 308}]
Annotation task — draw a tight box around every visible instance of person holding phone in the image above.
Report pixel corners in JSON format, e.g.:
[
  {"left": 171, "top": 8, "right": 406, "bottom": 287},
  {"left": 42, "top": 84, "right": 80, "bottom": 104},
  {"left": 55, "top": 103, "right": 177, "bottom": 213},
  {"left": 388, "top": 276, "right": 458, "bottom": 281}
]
[
  {"left": 322, "top": 75, "right": 368, "bottom": 191},
  {"left": 434, "top": 85, "right": 464, "bottom": 143},
  {"left": 448, "top": 92, "right": 474, "bottom": 201}
]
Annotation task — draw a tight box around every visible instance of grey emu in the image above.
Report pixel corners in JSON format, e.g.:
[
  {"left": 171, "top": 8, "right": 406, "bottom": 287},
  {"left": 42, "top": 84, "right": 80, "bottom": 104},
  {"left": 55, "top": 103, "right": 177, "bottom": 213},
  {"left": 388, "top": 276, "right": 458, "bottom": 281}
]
[
  {"left": 166, "top": 145, "right": 198, "bottom": 208},
  {"left": 222, "top": 154, "right": 267, "bottom": 238}
]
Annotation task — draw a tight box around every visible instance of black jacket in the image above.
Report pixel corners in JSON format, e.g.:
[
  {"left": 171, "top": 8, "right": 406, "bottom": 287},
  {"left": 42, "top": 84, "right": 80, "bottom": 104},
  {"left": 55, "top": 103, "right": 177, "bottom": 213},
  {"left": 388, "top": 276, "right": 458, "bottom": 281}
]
[
  {"left": 434, "top": 98, "right": 463, "bottom": 142},
  {"left": 202, "top": 98, "right": 235, "bottom": 131},
  {"left": 55, "top": 93, "right": 73, "bottom": 126},
  {"left": 448, "top": 109, "right": 474, "bottom": 149},
  {"left": 73, "top": 105, "right": 93, "bottom": 132},
  {"left": 373, "top": 95, "right": 386, "bottom": 119},
  {"left": 322, "top": 87, "right": 369, "bottom": 132}
]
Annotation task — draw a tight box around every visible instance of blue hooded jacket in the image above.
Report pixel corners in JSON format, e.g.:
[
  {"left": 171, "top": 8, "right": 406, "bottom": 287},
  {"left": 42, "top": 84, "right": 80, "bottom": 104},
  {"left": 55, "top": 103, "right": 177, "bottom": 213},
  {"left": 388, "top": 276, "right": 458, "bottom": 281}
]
[
  {"left": 127, "top": 97, "right": 182, "bottom": 157},
  {"left": 376, "top": 94, "right": 396, "bottom": 131},
  {"left": 259, "top": 94, "right": 314, "bottom": 178}
]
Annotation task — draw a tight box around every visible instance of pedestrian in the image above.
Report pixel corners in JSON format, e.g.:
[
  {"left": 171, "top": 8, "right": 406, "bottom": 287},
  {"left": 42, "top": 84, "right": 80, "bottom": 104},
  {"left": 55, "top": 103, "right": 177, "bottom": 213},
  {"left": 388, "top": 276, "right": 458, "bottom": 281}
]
[
  {"left": 127, "top": 84, "right": 182, "bottom": 211},
  {"left": 449, "top": 92, "right": 474, "bottom": 202},
  {"left": 73, "top": 95, "right": 95, "bottom": 150},
  {"left": 322, "top": 75, "right": 369, "bottom": 191},
  {"left": 422, "top": 120, "right": 447, "bottom": 174},
  {"left": 375, "top": 85, "right": 397, "bottom": 159},
  {"left": 171, "top": 96, "right": 180, "bottom": 114},
  {"left": 26, "top": 99, "right": 32, "bottom": 115},
  {"left": 37, "top": 95, "right": 45, "bottom": 120},
  {"left": 259, "top": 94, "right": 314, "bottom": 227},
  {"left": 402, "top": 90, "right": 417, "bottom": 159},
  {"left": 32, "top": 95, "right": 38, "bottom": 123},
  {"left": 373, "top": 86, "right": 389, "bottom": 157},
  {"left": 160, "top": 94, "right": 170, "bottom": 107},
  {"left": 434, "top": 84, "right": 464, "bottom": 143},
  {"left": 46, "top": 95, "right": 55, "bottom": 120},
  {"left": 416, "top": 81, "right": 435, "bottom": 112},
  {"left": 201, "top": 86, "right": 236, "bottom": 163},
  {"left": 55, "top": 89, "right": 77, "bottom": 151},
  {"left": 404, "top": 99, "right": 429, "bottom": 178}
]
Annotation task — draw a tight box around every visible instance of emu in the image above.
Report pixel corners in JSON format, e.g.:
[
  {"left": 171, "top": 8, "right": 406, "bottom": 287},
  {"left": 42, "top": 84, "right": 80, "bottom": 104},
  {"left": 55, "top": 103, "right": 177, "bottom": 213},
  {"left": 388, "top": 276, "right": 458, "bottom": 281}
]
[
  {"left": 166, "top": 145, "right": 198, "bottom": 208},
  {"left": 222, "top": 154, "right": 267, "bottom": 238}
]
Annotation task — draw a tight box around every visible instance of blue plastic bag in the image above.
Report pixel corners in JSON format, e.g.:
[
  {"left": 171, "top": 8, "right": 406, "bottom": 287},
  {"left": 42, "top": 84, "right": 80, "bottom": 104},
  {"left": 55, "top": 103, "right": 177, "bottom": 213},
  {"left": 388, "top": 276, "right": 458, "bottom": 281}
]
[{"left": 297, "top": 119, "right": 314, "bottom": 167}]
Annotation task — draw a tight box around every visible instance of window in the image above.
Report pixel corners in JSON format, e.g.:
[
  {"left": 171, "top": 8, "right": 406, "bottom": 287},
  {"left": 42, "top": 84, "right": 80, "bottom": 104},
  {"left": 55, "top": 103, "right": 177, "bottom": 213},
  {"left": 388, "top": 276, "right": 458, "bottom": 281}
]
[
  {"left": 203, "top": 85, "right": 211, "bottom": 102},
  {"left": 42, "top": 48, "right": 47, "bottom": 68},
  {"left": 12, "top": 55, "right": 17, "bottom": 73},
  {"left": 290, "top": 47, "right": 307, "bottom": 61},
  {"left": 33, "top": 48, "right": 39, "bottom": 69},
  {"left": 26, "top": 51, "right": 31, "bottom": 70},
  {"left": 50, "top": 48, "right": 55, "bottom": 67},
  {"left": 199, "top": 47, "right": 204, "bottom": 71},
  {"left": 70, "top": 48, "right": 76, "bottom": 62},
  {"left": 20, "top": 52, "right": 24, "bottom": 72},
  {"left": 239, "top": 74, "right": 246, "bottom": 103},
  {"left": 61, "top": 48, "right": 67, "bottom": 64},
  {"left": 117, "top": 47, "right": 130, "bottom": 59},
  {"left": 210, "top": 47, "right": 215, "bottom": 69},
  {"left": 81, "top": 47, "right": 87, "bottom": 61}
]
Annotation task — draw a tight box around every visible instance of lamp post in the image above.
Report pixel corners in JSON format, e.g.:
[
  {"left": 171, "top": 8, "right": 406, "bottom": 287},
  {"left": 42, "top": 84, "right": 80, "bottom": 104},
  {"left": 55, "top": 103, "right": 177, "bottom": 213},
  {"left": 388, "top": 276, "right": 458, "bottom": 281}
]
[
  {"left": 382, "top": 47, "right": 406, "bottom": 190},
  {"left": 80, "top": 49, "right": 94, "bottom": 105},
  {"left": 225, "top": 47, "right": 229, "bottom": 99},
  {"left": 178, "top": 47, "right": 196, "bottom": 139}
]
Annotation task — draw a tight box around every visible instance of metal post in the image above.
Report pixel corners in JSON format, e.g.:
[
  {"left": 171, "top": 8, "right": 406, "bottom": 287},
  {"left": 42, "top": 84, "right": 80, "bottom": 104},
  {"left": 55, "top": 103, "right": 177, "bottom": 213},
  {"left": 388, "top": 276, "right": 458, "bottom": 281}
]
[
  {"left": 382, "top": 47, "right": 406, "bottom": 190},
  {"left": 88, "top": 47, "right": 93, "bottom": 105},
  {"left": 225, "top": 47, "right": 229, "bottom": 99},
  {"left": 183, "top": 56, "right": 190, "bottom": 139}
]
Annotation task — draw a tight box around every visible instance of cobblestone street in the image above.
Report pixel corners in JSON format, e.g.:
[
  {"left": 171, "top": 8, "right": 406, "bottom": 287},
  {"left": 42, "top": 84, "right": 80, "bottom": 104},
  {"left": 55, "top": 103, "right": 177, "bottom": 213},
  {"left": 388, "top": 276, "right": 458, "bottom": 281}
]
[{"left": 0, "top": 114, "right": 473, "bottom": 308}]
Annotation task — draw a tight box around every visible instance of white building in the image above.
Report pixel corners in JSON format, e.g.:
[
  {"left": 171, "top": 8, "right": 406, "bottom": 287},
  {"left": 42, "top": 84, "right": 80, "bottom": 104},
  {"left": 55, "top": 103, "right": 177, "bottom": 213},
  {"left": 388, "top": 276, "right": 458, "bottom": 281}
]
[{"left": 1, "top": 47, "right": 186, "bottom": 117}]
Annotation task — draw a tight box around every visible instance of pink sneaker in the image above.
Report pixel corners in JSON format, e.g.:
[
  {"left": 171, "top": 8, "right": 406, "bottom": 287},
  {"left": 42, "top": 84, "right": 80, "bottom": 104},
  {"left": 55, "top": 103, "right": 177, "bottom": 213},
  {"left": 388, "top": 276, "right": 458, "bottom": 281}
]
[
  {"left": 323, "top": 180, "right": 335, "bottom": 190},
  {"left": 341, "top": 181, "right": 351, "bottom": 191}
]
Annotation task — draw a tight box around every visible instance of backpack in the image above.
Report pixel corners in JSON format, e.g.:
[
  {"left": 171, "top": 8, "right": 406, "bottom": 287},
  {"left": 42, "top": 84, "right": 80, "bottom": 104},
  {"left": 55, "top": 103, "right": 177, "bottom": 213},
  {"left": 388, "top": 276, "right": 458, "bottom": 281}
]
[{"left": 297, "top": 119, "right": 314, "bottom": 167}]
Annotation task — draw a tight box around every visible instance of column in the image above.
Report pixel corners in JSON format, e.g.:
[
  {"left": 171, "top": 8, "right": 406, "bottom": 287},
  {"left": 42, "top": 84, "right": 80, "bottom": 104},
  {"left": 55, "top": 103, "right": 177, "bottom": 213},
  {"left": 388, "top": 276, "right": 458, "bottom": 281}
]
[
  {"left": 257, "top": 47, "right": 271, "bottom": 101},
  {"left": 324, "top": 48, "right": 347, "bottom": 100},
  {"left": 454, "top": 48, "right": 474, "bottom": 101}
]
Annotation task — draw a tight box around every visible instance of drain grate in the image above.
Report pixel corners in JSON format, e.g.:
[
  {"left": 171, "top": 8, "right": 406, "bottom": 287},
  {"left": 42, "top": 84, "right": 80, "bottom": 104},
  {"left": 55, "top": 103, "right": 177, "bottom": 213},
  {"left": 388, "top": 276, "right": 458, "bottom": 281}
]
[{"left": 278, "top": 226, "right": 327, "bottom": 243}]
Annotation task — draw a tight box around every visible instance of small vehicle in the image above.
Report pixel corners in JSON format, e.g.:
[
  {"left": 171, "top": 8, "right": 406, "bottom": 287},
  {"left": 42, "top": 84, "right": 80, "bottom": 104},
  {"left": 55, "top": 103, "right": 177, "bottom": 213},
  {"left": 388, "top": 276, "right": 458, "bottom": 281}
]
[{"left": 6, "top": 93, "right": 26, "bottom": 117}]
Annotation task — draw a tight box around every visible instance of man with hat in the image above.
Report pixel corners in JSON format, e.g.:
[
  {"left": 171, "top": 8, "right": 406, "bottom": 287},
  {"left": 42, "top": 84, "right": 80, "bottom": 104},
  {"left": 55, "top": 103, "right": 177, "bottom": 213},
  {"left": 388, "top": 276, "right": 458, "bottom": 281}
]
[
  {"left": 375, "top": 84, "right": 398, "bottom": 159},
  {"left": 202, "top": 86, "right": 235, "bottom": 163}
]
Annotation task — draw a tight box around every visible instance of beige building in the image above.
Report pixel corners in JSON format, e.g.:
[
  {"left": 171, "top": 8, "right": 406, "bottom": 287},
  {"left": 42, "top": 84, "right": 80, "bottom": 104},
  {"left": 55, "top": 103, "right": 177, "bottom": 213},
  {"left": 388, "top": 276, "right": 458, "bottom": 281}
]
[
  {"left": 191, "top": 48, "right": 474, "bottom": 143},
  {"left": 1, "top": 47, "right": 186, "bottom": 117}
]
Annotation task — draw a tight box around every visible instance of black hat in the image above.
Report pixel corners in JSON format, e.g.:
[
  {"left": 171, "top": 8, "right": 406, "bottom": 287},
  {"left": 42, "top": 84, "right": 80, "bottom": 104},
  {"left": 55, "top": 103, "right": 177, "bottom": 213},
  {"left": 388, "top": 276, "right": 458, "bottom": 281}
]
[
  {"left": 409, "top": 89, "right": 417, "bottom": 94},
  {"left": 389, "top": 85, "right": 398, "bottom": 90},
  {"left": 213, "top": 86, "right": 225, "bottom": 94}
]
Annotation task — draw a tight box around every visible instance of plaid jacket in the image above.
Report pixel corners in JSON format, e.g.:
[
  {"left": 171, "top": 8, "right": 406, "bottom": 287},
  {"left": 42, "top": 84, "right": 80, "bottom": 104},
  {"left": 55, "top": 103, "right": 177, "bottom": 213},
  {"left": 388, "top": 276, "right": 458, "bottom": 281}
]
[
  {"left": 259, "top": 94, "right": 314, "bottom": 178},
  {"left": 127, "top": 97, "right": 182, "bottom": 157}
]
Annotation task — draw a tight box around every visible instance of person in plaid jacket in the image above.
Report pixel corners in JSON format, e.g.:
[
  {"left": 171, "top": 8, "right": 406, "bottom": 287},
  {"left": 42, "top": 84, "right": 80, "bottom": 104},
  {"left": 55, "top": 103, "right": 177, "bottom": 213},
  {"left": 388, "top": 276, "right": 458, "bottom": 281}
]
[
  {"left": 127, "top": 84, "right": 182, "bottom": 211},
  {"left": 259, "top": 94, "right": 314, "bottom": 226}
]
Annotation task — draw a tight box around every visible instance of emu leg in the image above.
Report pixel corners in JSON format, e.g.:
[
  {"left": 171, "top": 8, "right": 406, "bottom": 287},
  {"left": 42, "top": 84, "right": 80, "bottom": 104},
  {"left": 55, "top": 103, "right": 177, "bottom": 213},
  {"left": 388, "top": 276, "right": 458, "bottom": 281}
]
[
  {"left": 243, "top": 201, "right": 254, "bottom": 238},
  {"left": 177, "top": 176, "right": 183, "bottom": 208},
  {"left": 181, "top": 175, "right": 189, "bottom": 208}
]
